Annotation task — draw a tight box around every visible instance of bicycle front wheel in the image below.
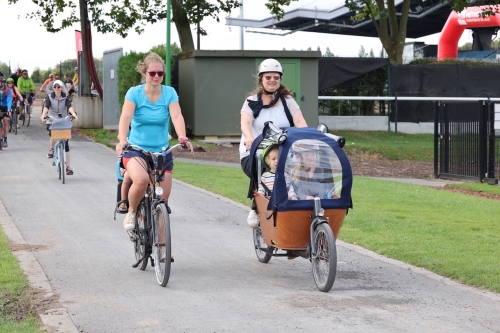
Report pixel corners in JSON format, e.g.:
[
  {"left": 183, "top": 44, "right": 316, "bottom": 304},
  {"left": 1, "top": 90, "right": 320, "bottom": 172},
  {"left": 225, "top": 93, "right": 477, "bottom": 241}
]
[
  {"left": 153, "top": 203, "right": 171, "bottom": 287},
  {"left": 8, "top": 116, "right": 12, "bottom": 133},
  {"left": 312, "top": 223, "right": 337, "bottom": 292}
]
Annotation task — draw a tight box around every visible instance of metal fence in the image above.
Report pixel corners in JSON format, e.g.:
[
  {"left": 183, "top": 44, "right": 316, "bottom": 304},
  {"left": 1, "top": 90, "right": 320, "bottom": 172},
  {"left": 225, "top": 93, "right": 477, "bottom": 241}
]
[{"left": 318, "top": 96, "right": 500, "bottom": 183}]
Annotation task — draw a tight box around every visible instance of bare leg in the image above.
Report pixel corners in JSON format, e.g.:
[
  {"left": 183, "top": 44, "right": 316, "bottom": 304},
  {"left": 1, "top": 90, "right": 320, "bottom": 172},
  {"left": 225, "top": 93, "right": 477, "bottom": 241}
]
[
  {"left": 66, "top": 151, "right": 71, "bottom": 168},
  {"left": 121, "top": 174, "right": 132, "bottom": 201},
  {"left": 3, "top": 118, "right": 8, "bottom": 142},
  {"left": 160, "top": 173, "right": 173, "bottom": 201},
  {"left": 125, "top": 158, "right": 150, "bottom": 213}
]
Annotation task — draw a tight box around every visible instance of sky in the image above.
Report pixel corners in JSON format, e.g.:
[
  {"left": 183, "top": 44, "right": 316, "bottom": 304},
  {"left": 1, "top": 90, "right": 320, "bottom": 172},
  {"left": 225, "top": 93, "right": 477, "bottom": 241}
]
[{"left": 1, "top": 0, "right": 474, "bottom": 74}]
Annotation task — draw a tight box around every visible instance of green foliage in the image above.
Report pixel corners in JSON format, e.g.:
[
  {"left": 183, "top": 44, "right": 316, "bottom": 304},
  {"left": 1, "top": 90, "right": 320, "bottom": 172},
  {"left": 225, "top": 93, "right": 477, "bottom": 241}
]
[
  {"left": 117, "top": 43, "right": 178, "bottom": 111},
  {"left": 0, "top": 63, "right": 10, "bottom": 77},
  {"left": 319, "top": 67, "right": 388, "bottom": 116},
  {"left": 8, "top": 0, "right": 241, "bottom": 40}
]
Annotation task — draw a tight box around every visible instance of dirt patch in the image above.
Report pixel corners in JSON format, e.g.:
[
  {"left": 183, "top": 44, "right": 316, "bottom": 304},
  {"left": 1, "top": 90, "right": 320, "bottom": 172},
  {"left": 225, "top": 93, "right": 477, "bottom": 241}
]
[
  {"left": 9, "top": 243, "right": 50, "bottom": 252},
  {"left": 0, "top": 287, "right": 60, "bottom": 329},
  {"left": 435, "top": 186, "right": 500, "bottom": 201}
]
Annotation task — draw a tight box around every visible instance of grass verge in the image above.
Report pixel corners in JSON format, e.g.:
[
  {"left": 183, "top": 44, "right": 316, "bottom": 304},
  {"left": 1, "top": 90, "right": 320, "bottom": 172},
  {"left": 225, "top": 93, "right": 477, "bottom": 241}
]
[
  {"left": 334, "top": 130, "right": 434, "bottom": 161},
  {"left": 0, "top": 227, "right": 42, "bottom": 332}
]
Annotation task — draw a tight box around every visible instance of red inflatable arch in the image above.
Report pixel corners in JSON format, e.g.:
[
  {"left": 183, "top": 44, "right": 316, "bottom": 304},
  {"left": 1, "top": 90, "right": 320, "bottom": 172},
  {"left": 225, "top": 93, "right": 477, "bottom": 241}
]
[{"left": 438, "top": 6, "right": 500, "bottom": 60}]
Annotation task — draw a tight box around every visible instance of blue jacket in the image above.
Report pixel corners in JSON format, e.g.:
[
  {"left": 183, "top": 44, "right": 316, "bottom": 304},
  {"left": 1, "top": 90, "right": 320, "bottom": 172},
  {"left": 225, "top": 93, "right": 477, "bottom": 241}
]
[{"left": 0, "top": 87, "right": 13, "bottom": 110}]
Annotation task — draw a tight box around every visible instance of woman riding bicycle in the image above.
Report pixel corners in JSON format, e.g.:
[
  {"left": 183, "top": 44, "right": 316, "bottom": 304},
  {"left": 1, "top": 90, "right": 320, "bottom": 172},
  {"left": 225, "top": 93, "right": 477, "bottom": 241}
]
[
  {"left": 0, "top": 77, "right": 12, "bottom": 147},
  {"left": 115, "top": 52, "right": 193, "bottom": 231},
  {"left": 239, "top": 58, "right": 308, "bottom": 227},
  {"left": 40, "top": 80, "right": 79, "bottom": 174}
]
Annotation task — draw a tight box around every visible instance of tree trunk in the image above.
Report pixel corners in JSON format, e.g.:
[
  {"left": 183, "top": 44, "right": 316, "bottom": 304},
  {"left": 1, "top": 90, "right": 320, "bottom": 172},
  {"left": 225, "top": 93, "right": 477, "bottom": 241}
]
[{"left": 172, "top": 0, "right": 195, "bottom": 52}]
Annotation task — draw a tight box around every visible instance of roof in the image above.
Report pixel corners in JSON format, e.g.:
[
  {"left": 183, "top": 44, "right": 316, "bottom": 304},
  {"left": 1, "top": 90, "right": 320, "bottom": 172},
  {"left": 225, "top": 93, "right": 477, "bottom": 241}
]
[{"left": 226, "top": 0, "right": 453, "bottom": 39}]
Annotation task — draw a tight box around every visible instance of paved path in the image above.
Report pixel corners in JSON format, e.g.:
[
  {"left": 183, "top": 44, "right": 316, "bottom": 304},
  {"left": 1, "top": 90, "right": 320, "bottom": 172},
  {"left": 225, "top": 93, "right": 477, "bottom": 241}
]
[{"left": 1, "top": 110, "right": 499, "bottom": 332}]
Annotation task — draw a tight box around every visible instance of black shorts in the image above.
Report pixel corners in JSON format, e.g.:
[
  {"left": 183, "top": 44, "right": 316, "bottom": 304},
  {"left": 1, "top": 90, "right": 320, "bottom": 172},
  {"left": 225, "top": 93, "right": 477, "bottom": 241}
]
[{"left": 122, "top": 149, "right": 174, "bottom": 173}]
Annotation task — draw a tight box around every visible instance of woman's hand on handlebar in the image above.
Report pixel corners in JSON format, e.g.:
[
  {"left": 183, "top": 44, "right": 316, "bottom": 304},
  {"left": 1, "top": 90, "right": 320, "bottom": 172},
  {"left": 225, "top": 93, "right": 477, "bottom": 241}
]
[{"left": 178, "top": 136, "right": 194, "bottom": 155}]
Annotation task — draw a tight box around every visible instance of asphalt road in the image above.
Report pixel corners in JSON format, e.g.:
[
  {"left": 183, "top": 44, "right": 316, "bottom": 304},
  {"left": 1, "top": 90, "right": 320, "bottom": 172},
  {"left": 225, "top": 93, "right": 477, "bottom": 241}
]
[{"left": 1, "top": 107, "right": 500, "bottom": 333}]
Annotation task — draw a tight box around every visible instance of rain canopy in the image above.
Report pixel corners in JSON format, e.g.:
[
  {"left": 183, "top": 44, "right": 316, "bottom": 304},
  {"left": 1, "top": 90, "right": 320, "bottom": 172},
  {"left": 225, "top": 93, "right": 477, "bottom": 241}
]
[{"left": 248, "top": 125, "right": 352, "bottom": 212}]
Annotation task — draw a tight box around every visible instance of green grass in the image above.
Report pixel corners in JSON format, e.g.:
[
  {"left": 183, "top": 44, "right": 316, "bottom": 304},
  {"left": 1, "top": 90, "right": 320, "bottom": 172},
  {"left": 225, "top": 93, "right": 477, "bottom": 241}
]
[
  {"left": 334, "top": 130, "right": 435, "bottom": 161},
  {"left": 0, "top": 228, "right": 42, "bottom": 332},
  {"left": 172, "top": 162, "right": 500, "bottom": 293}
]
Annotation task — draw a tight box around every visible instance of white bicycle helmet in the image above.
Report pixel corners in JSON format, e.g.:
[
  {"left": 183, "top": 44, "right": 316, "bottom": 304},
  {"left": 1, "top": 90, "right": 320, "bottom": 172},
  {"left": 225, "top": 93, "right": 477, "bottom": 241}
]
[{"left": 258, "top": 58, "right": 284, "bottom": 76}]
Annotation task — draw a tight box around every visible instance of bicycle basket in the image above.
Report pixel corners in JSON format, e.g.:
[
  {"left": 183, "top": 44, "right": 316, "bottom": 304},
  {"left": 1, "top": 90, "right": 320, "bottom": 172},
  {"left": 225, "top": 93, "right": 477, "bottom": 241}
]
[{"left": 50, "top": 118, "right": 73, "bottom": 140}]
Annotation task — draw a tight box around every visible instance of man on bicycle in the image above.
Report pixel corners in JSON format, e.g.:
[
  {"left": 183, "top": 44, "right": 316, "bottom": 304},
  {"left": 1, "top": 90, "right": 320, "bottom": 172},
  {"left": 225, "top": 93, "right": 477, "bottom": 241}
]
[
  {"left": 17, "top": 69, "right": 36, "bottom": 121},
  {"left": 10, "top": 69, "right": 22, "bottom": 87},
  {"left": 0, "top": 77, "right": 13, "bottom": 147}
]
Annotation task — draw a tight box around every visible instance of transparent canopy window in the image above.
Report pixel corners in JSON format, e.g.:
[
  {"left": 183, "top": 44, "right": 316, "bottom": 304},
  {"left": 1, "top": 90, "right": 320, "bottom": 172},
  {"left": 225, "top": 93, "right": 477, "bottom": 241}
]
[{"left": 285, "top": 139, "right": 342, "bottom": 201}]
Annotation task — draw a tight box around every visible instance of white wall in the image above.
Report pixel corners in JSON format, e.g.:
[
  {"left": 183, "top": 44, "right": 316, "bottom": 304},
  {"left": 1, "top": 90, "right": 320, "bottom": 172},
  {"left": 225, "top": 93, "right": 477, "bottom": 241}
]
[{"left": 319, "top": 116, "right": 435, "bottom": 134}]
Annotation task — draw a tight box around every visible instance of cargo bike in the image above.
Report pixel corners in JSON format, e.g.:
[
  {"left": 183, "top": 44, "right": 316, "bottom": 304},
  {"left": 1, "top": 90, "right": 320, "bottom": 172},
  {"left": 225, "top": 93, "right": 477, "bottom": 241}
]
[{"left": 248, "top": 123, "right": 352, "bottom": 292}]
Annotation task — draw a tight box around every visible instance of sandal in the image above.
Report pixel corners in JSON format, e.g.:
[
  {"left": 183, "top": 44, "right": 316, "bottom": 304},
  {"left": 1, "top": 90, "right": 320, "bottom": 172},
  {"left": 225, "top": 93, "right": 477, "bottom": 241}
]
[
  {"left": 117, "top": 202, "right": 128, "bottom": 213},
  {"left": 116, "top": 200, "right": 129, "bottom": 214},
  {"left": 66, "top": 167, "right": 74, "bottom": 175}
]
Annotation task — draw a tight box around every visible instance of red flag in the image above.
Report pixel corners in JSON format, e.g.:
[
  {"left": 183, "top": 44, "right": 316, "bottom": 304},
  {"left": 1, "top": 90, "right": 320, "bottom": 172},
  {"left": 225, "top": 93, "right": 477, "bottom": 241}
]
[{"left": 75, "top": 30, "right": 82, "bottom": 65}]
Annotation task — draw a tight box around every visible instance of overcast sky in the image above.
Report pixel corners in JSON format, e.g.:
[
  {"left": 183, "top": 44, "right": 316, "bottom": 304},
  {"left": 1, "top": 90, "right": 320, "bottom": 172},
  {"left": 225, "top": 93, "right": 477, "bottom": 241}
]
[{"left": 2, "top": 0, "right": 472, "bottom": 74}]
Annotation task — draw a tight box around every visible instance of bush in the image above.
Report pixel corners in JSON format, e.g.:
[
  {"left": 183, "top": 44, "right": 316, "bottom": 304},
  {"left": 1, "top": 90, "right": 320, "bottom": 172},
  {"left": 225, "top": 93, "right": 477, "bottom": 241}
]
[{"left": 118, "top": 45, "right": 176, "bottom": 111}]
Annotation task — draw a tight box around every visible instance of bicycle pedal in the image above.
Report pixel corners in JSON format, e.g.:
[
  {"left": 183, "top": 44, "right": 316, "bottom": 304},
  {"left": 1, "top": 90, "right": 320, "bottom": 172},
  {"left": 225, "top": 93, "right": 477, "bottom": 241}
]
[{"left": 52, "top": 161, "right": 55, "bottom": 166}]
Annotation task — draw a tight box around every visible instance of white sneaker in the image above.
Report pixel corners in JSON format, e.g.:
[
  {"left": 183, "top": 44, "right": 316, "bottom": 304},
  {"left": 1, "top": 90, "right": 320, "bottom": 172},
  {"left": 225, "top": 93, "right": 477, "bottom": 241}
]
[
  {"left": 247, "top": 210, "right": 259, "bottom": 228},
  {"left": 123, "top": 212, "right": 136, "bottom": 231}
]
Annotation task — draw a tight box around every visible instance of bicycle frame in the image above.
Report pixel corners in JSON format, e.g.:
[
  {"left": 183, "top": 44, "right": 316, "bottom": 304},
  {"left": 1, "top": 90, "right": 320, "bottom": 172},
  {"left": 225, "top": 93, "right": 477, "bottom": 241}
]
[{"left": 125, "top": 143, "right": 186, "bottom": 268}]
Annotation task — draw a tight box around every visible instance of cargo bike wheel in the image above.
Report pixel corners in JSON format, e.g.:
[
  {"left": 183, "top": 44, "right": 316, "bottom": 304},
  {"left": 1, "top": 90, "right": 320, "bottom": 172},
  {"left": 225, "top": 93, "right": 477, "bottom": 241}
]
[
  {"left": 253, "top": 226, "right": 273, "bottom": 263},
  {"left": 311, "top": 223, "right": 337, "bottom": 292}
]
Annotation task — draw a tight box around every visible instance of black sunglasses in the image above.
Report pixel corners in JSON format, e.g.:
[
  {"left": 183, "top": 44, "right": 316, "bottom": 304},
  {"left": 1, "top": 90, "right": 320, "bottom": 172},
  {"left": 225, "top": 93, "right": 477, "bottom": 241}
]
[{"left": 147, "top": 71, "right": 165, "bottom": 77}]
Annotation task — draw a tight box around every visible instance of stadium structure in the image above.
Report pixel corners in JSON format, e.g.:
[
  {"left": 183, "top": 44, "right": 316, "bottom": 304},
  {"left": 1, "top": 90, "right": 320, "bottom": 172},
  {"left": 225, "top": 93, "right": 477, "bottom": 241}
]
[{"left": 226, "top": 0, "right": 500, "bottom": 62}]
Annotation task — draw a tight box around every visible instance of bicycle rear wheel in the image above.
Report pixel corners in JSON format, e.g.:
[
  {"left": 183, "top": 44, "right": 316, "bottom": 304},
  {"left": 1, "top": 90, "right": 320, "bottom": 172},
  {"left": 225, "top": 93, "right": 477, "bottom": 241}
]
[
  {"left": 26, "top": 104, "right": 31, "bottom": 127},
  {"left": 153, "top": 203, "right": 171, "bottom": 287},
  {"left": 134, "top": 202, "right": 148, "bottom": 271},
  {"left": 0, "top": 126, "right": 3, "bottom": 151}
]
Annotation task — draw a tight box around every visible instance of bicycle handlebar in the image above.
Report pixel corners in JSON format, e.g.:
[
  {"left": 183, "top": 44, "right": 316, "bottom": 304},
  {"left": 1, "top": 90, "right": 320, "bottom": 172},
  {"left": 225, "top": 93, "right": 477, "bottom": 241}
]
[
  {"left": 123, "top": 143, "right": 188, "bottom": 157},
  {"left": 45, "top": 114, "right": 75, "bottom": 121}
]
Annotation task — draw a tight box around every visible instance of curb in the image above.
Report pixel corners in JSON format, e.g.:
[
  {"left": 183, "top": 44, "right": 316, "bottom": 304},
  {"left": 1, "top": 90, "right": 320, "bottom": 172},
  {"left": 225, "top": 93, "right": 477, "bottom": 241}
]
[{"left": 0, "top": 200, "right": 79, "bottom": 333}]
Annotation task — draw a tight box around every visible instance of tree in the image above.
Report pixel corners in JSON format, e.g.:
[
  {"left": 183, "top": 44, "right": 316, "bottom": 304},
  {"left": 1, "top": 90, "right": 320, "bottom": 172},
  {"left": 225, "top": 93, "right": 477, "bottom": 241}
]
[
  {"left": 323, "top": 47, "right": 335, "bottom": 57},
  {"left": 8, "top": 0, "right": 241, "bottom": 52},
  {"left": 266, "top": 0, "right": 500, "bottom": 64}
]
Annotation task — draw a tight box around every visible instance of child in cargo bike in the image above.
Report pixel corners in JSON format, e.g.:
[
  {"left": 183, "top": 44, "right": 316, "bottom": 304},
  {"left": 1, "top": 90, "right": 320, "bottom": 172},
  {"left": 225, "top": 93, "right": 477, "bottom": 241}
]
[{"left": 285, "top": 140, "right": 339, "bottom": 201}]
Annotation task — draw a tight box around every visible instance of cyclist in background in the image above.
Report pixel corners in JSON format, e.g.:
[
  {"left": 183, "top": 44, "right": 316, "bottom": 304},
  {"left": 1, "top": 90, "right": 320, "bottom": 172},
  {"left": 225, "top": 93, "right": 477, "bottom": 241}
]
[
  {"left": 0, "top": 77, "right": 13, "bottom": 147},
  {"left": 10, "top": 69, "right": 21, "bottom": 86},
  {"left": 40, "top": 74, "right": 54, "bottom": 93},
  {"left": 40, "top": 79, "right": 78, "bottom": 174},
  {"left": 17, "top": 69, "right": 36, "bottom": 121},
  {"left": 45, "top": 73, "right": 60, "bottom": 97},
  {"left": 6, "top": 78, "right": 23, "bottom": 129}
]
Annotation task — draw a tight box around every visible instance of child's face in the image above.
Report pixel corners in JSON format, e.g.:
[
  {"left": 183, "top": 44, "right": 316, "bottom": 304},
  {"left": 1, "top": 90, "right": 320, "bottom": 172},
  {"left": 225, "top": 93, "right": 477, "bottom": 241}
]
[
  {"left": 266, "top": 150, "right": 279, "bottom": 172},
  {"left": 299, "top": 151, "right": 317, "bottom": 165}
]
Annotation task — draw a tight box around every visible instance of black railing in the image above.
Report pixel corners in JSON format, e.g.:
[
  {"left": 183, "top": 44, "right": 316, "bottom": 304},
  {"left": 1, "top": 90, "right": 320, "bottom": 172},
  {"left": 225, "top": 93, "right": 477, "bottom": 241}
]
[{"left": 436, "top": 101, "right": 498, "bottom": 183}]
